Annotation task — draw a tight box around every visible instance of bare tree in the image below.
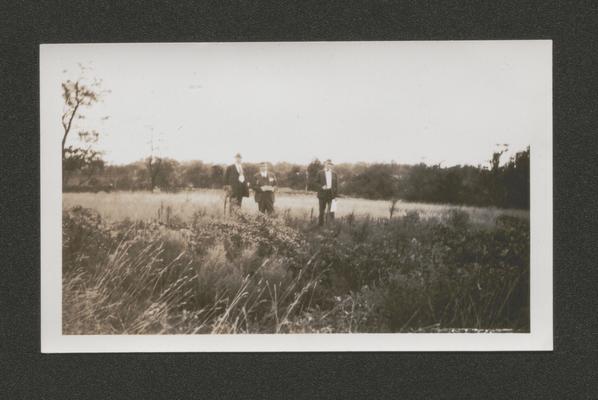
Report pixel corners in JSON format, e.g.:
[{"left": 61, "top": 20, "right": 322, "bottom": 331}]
[
  {"left": 61, "top": 66, "right": 110, "bottom": 188},
  {"left": 61, "top": 65, "right": 108, "bottom": 160}
]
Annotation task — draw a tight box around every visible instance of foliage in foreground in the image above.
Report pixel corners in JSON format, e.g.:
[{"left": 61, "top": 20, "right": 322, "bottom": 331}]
[{"left": 63, "top": 206, "right": 529, "bottom": 334}]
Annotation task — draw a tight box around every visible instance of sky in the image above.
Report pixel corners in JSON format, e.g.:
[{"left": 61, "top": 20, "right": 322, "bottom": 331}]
[{"left": 43, "top": 41, "right": 551, "bottom": 166}]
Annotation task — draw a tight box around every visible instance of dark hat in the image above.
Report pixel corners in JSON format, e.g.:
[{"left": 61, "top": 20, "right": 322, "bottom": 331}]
[
  {"left": 325, "top": 159, "right": 333, "bottom": 165},
  {"left": 234, "top": 153, "right": 242, "bottom": 158}
]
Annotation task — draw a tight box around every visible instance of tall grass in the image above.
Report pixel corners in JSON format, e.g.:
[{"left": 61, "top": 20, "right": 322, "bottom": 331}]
[{"left": 63, "top": 198, "right": 529, "bottom": 334}]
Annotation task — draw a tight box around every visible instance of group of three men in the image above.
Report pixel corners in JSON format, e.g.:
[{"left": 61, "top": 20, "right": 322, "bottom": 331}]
[{"left": 223, "top": 153, "right": 338, "bottom": 225}]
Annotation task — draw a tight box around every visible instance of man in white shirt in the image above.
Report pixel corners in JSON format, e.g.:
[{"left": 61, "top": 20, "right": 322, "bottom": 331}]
[
  {"left": 316, "top": 159, "right": 338, "bottom": 225},
  {"left": 223, "top": 153, "right": 250, "bottom": 212}
]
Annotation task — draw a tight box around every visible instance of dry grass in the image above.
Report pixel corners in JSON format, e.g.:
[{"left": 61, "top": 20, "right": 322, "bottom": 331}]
[
  {"left": 63, "top": 189, "right": 528, "bottom": 225},
  {"left": 62, "top": 192, "right": 530, "bottom": 334}
]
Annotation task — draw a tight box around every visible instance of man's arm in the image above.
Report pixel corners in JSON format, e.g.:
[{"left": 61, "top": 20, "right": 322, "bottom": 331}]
[
  {"left": 223, "top": 165, "right": 229, "bottom": 184},
  {"left": 263, "top": 174, "right": 276, "bottom": 192}
]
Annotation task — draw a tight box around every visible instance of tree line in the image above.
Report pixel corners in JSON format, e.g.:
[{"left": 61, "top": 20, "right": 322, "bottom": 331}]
[
  {"left": 64, "top": 147, "right": 530, "bottom": 209},
  {"left": 60, "top": 68, "right": 529, "bottom": 209}
]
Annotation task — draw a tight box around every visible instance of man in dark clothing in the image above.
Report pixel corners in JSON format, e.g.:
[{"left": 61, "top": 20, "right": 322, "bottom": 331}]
[
  {"left": 253, "top": 162, "right": 277, "bottom": 214},
  {"left": 223, "top": 153, "right": 249, "bottom": 213},
  {"left": 316, "top": 159, "right": 338, "bottom": 225}
]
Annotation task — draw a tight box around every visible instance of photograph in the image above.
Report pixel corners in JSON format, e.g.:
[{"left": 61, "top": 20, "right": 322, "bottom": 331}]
[{"left": 40, "top": 41, "right": 552, "bottom": 351}]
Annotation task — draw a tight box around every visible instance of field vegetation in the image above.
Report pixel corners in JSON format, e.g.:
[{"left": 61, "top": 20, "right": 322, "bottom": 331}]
[{"left": 63, "top": 191, "right": 529, "bottom": 334}]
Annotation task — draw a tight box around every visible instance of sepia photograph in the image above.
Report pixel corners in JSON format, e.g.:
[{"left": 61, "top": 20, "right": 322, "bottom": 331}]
[{"left": 40, "top": 41, "right": 552, "bottom": 351}]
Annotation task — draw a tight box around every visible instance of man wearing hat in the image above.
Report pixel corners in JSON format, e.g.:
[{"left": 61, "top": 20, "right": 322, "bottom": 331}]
[
  {"left": 316, "top": 159, "right": 338, "bottom": 225},
  {"left": 223, "top": 153, "right": 250, "bottom": 212},
  {"left": 253, "top": 162, "right": 278, "bottom": 214}
]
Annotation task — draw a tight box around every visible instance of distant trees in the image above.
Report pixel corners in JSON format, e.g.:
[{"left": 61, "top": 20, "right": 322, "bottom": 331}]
[
  {"left": 211, "top": 165, "right": 224, "bottom": 188},
  {"left": 63, "top": 146, "right": 105, "bottom": 186},
  {"left": 145, "top": 157, "right": 182, "bottom": 191},
  {"left": 498, "top": 147, "right": 530, "bottom": 209},
  {"left": 156, "top": 159, "right": 181, "bottom": 190},
  {"left": 182, "top": 161, "right": 212, "bottom": 188},
  {"left": 108, "top": 163, "right": 144, "bottom": 190},
  {"left": 285, "top": 165, "right": 306, "bottom": 190},
  {"left": 306, "top": 159, "right": 323, "bottom": 191},
  {"left": 64, "top": 147, "right": 530, "bottom": 209},
  {"left": 342, "top": 163, "right": 401, "bottom": 200},
  {"left": 396, "top": 147, "right": 530, "bottom": 208}
]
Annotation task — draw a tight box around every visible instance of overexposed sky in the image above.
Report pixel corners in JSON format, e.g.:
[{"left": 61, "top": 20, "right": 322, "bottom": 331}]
[{"left": 42, "top": 41, "right": 551, "bottom": 166}]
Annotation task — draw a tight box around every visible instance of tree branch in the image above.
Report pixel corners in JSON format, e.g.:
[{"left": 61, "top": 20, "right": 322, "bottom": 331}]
[{"left": 62, "top": 82, "right": 81, "bottom": 159}]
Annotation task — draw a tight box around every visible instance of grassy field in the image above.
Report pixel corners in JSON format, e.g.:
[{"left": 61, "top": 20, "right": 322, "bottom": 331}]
[
  {"left": 63, "top": 189, "right": 529, "bottom": 225},
  {"left": 62, "top": 189, "right": 530, "bottom": 334}
]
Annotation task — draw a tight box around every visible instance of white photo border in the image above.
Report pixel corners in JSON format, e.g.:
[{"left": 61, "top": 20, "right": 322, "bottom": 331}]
[{"left": 40, "top": 41, "right": 553, "bottom": 352}]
